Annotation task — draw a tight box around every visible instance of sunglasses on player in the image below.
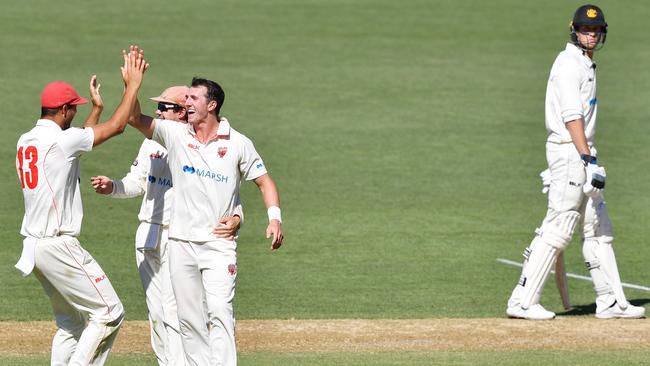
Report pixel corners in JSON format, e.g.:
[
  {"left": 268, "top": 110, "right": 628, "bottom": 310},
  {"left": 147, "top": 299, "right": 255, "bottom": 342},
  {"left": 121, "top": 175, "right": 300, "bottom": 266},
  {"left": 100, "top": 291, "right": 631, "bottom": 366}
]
[{"left": 157, "top": 102, "right": 182, "bottom": 112}]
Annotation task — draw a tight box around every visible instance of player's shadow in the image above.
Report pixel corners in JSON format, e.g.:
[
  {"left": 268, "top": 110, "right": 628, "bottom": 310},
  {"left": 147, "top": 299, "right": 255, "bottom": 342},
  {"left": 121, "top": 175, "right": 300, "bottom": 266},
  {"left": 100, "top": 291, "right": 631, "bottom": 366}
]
[{"left": 557, "top": 298, "right": 650, "bottom": 316}]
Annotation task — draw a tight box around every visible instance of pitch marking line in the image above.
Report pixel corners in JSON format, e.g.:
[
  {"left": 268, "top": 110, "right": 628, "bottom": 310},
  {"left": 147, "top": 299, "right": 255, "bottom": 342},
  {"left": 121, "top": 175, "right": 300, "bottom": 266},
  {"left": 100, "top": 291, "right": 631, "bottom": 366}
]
[{"left": 496, "top": 258, "right": 650, "bottom": 292}]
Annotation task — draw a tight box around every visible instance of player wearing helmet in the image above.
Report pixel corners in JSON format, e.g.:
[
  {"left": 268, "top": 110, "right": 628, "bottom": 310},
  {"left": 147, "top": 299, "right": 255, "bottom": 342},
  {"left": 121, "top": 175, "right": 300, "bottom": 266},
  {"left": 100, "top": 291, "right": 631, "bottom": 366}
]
[{"left": 506, "top": 5, "right": 645, "bottom": 320}]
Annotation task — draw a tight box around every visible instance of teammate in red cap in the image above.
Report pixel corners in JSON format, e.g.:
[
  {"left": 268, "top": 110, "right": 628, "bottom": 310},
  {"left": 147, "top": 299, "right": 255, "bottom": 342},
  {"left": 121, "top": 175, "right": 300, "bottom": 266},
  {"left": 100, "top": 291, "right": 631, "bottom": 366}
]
[{"left": 15, "top": 46, "right": 148, "bottom": 365}]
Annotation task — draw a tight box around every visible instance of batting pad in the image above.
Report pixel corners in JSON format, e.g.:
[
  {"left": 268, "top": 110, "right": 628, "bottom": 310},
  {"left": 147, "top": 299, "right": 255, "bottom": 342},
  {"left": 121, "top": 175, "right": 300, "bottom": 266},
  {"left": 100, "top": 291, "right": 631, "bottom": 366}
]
[
  {"left": 520, "top": 241, "right": 559, "bottom": 309},
  {"left": 593, "top": 237, "right": 628, "bottom": 308}
]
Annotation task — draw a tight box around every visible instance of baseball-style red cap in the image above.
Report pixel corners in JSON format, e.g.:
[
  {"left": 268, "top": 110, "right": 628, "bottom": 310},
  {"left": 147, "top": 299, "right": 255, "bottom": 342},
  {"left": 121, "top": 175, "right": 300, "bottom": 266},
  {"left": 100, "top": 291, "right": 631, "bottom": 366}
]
[{"left": 41, "top": 81, "right": 88, "bottom": 108}]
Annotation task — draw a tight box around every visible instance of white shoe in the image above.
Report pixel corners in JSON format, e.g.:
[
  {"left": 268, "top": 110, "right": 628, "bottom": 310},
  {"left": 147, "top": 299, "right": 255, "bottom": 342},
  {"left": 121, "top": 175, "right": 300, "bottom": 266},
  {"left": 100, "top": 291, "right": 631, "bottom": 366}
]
[
  {"left": 506, "top": 304, "right": 556, "bottom": 320},
  {"left": 595, "top": 302, "right": 646, "bottom": 319}
]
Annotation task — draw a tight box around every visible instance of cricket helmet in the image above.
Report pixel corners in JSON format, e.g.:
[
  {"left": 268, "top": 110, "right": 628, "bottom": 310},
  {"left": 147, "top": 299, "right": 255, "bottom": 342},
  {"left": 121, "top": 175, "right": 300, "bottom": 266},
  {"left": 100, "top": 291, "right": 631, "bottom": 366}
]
[{"left": 570, "top": 4, "right": 608, "bottom": 50}]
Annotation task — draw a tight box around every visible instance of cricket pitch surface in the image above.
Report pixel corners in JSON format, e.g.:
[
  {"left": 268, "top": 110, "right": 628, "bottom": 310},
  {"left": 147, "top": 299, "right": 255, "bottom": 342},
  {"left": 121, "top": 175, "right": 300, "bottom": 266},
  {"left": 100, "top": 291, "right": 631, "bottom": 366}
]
[{"left": 2, "top": 318, "right": 650, "bottom": 354}]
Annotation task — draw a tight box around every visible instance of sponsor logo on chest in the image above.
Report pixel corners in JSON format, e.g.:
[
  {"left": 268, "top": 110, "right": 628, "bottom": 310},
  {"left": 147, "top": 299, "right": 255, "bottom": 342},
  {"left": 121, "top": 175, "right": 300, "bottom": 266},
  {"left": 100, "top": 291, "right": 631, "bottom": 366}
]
[
  {"left": 148, "top": 175, "right": 173, "bottom": 187},
  {"left": 182, "top": 165, "right": 230, "bottom": 183}
]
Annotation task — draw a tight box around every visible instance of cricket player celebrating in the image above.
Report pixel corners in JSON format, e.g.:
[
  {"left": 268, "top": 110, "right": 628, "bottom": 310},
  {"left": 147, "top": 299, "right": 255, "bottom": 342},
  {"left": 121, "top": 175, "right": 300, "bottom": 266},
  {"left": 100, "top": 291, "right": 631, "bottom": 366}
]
[
  {"left": 129, "top": 77, "right": 283, "bottom": 365},
  {"left": 506, "top": 5, "right": 645, "bottom": 320},
  {"left": 14, "top": 46, "right": 148, "bottom": 365},
  {"left": 90, "top": 85, "right": 243, "bottom": 365}
]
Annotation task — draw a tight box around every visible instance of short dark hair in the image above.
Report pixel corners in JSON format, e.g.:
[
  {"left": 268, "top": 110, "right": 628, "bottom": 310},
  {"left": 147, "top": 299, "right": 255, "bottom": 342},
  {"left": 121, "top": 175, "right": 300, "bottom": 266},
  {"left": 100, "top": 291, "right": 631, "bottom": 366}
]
[
  {"left": 41, "top": 107, "right": 60, "bottom": 118},
  {"left": 191, "top": 77, "right": 225, "bottom": 115}
]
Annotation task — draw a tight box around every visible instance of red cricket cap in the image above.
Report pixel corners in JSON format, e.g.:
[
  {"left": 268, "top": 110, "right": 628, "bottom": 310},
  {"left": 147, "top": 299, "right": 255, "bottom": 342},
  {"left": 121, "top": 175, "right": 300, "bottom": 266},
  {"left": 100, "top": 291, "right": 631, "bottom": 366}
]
[{"left": 41, "top": 81, "right": 88, "bottom": 108}]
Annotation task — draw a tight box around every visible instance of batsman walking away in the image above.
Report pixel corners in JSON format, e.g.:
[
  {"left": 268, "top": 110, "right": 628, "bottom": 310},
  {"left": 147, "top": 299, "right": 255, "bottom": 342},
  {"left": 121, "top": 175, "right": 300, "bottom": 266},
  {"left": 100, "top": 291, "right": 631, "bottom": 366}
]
[{"left": 506, "top": 4, "right": 645, "bottom": 320}]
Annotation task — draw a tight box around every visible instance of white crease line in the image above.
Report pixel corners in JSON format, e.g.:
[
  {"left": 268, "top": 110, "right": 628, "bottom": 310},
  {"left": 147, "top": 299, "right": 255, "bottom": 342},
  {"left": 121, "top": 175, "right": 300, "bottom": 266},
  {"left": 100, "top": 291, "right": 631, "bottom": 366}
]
[{"left": 496, "top": 258, "right": 650, "bottom": 292}]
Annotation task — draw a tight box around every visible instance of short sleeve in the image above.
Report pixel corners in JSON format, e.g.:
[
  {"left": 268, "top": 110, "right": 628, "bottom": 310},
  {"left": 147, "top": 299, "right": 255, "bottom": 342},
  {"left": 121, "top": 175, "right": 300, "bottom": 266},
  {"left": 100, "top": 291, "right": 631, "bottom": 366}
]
[
  {"left": 152, "top": 119, "right": 176, "bottom": 149},
  {"left": 58, "top": 127, "right": 94, "bottom": 158},
  {"left": 239, "top": 137, "right": 268, "bottom": 181}
]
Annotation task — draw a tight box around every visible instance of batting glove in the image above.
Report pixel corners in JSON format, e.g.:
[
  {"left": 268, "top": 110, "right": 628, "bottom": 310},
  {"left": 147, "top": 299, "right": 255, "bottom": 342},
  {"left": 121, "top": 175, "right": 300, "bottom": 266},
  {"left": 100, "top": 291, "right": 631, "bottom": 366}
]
[
  {"left": 540, "top": 168, "right": 552, "bottom": 194},
  {"left": 583, "top": 163, "right": 606, "bottom": 198}
]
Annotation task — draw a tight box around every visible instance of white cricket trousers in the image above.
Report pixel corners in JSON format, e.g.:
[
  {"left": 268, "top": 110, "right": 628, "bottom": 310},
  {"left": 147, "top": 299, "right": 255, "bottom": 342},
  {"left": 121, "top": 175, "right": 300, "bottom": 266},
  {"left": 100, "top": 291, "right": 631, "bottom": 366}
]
[
  {"left": 169, "top": 238, "right": 237, "bottom": 366},
  {"left": 545, "top": 142, "right": 611, "bottom": 238},
  {"left": 510, "top": 142, "right": 618, "bottom": 308},
  {"left": 135, "top": 223, "right": 186, "bottom": 366},
  {"left": 32, "top": 235, "right": 124, "bottom": 366}
]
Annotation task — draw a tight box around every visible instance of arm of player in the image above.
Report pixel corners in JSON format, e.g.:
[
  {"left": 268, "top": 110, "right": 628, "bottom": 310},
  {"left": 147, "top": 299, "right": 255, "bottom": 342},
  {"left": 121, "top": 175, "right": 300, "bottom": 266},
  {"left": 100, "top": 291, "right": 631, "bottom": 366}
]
[
  {"left": 212, "top": 203, "right": 244, "bottom": 240},
  {"left": 90, "top": 166, "right": 146, "bottom": 198},
  {"left": 565, "top": 118, "right": 590, "bottom": 156},
  {"left": 567, "top": 118, "right": 606, "bottom": 196},
  {"left": 213, "top": 215, "right": 242, "bottom": 241},
  {"left": 83, "top": 75, "right": 104, "bottom": 127},
  {"left": 91, "top": 45, "right": 149, "bottom": 147},
  {"left": 128, "top": 97, "right": 156, "bottom": 139},
  {"left": 90, "top": 173, "right": 145, "bottom": 198},
  {"left": 253, "top": 173, "right": 284, "bottom": 250},
  {"left": 91, "top": 140, "right": 150, "bottom": 197}
]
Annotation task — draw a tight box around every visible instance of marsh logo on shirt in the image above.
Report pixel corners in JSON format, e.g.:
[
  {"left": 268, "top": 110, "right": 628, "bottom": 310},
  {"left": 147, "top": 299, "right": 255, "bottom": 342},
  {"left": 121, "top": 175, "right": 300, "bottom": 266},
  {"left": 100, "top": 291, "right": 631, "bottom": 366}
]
[
  {"left": 182, "top": 165, "right": 229, "bottom": 183},
  {"left": 218, "top": 146, "right": 227, "bottom": 158},
  {"left": 148, "top": 175, "right": 173, "bottom": 187}
]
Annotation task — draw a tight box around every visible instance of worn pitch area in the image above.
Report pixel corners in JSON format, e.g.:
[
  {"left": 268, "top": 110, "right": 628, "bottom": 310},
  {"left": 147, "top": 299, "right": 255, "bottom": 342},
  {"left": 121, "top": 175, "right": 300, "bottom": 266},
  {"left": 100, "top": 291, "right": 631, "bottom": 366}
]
[{"left": 1, "top": 318, "right": 650, "bottom": 354}]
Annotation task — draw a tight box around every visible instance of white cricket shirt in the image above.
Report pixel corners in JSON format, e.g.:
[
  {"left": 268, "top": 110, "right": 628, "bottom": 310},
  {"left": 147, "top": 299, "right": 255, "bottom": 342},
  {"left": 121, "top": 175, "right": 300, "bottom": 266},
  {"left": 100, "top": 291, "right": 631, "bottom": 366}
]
[
  {"left": 152, "top": 117, "right": 266, "bottom": 242},
  {"left": 111, "top": 138, "right": 173, "bottom": 225},
  {"left": 17, "top": 119, "right": 94, "bottom": 238},
  {"left": 545, "top": 42, "right": 598, "bottom": 144}
]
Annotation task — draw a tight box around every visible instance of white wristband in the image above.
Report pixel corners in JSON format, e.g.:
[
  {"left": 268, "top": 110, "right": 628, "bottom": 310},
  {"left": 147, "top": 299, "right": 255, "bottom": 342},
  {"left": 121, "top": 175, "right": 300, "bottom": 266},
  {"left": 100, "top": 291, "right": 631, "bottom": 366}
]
[{"left": 267, "top": 206, "right": 282, "bottom": 223}]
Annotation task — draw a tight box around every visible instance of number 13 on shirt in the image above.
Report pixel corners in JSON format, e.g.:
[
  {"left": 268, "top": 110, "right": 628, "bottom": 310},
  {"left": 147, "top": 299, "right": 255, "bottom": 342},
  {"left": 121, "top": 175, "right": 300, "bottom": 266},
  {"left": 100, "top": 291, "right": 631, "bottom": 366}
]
[{"left": 17, "top": 145, "right": 38, "bottom": 189}]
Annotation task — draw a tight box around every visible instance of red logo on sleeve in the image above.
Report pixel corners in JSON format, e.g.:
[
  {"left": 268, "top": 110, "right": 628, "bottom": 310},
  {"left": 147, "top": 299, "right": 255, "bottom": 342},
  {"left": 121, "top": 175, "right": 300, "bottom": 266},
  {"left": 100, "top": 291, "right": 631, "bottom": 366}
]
[{"left": 95, "top": 274, "right": 107, "bottom": 283}]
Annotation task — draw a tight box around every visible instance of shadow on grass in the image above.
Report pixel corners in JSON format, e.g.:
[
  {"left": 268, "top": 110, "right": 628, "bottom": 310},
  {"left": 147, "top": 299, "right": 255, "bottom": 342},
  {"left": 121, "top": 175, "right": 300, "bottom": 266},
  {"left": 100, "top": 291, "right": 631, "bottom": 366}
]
[{"left": 557, "top": 298, "right": 650, "bottom": 316}]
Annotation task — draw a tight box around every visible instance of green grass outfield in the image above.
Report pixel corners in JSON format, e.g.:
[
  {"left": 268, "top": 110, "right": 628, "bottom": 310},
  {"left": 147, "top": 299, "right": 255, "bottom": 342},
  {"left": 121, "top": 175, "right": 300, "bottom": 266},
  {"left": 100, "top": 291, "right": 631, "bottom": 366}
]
[{"left": 1, "top": 0, "right": 650, "bottom": 364}]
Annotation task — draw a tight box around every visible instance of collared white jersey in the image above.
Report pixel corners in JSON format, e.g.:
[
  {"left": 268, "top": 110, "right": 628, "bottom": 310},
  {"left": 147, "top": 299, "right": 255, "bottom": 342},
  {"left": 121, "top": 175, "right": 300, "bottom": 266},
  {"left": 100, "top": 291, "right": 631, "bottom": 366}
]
[
  {"left": 111, "top": 138, "right": 173, "bottom": 225},
  {"left": 16, "top": 119, "right": 94, "bottom": 238},
  {"left": 545, "top": 42, "right": 598, "bottom": 144},
  {"left": 153, "top": 117, "right": 266, "bottom": 242}
]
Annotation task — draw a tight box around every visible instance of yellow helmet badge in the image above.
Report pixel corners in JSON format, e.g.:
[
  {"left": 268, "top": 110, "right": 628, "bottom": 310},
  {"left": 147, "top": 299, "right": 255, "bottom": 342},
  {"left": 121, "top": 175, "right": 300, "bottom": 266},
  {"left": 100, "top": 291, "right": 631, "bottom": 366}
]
[{"left": 587, "top": 8, "right": 598, "bottom": 18}]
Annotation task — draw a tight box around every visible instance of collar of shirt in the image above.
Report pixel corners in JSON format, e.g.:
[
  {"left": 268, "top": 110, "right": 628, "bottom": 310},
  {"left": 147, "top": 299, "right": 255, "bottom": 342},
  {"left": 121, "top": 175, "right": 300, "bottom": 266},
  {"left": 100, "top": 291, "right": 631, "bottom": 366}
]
[
  {"left": 186, "top": 116, "right": 231, "bottom": 142},
  {"left": 565, "top": 42, "right": 596, "bottom": 69},
  {"left": 36, "top": 118, "right": 63, "bottom": 130}
]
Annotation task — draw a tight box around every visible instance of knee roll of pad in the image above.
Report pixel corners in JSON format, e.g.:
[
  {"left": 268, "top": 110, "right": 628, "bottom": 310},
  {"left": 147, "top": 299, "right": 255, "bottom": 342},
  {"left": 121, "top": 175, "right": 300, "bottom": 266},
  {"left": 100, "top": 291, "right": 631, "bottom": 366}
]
[{"left": 541, "top": 211, "right": 580, "bottom": 250}]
